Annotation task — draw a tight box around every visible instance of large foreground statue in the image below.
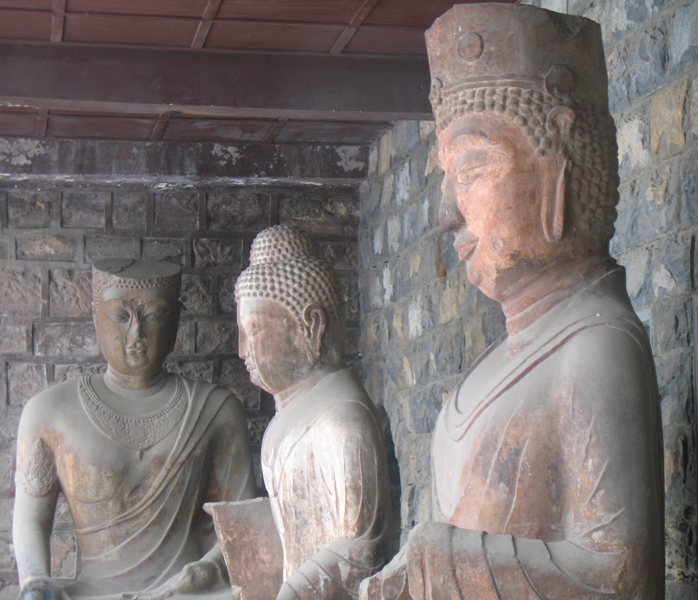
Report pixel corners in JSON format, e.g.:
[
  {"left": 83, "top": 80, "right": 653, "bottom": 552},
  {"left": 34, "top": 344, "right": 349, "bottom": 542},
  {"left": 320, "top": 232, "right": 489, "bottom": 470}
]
[
  {"left": 361, "top": 4, "right": 664, "bottom": 599},
  {"left": 235, "top": 225, "right": 391, "bottom": 599},
  {"left": 13, "top": 259, "right": 256, "bottom": 600}
]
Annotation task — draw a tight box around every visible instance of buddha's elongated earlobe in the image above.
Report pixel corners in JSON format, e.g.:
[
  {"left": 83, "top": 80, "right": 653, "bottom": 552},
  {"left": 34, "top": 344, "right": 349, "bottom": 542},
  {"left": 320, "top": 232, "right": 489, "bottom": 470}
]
[
  {"left": 302, "top": 303, "right": 327, "bottom": 365},
  {"left": 541, "top": 105, "right": 576, "bottom": 243}
]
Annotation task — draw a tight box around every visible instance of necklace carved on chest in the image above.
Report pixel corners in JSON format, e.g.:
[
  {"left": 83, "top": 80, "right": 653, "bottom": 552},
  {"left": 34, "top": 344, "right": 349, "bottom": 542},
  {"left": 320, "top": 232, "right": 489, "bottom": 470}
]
[{"left": 78, "top": 375, "right": 188, "bottom": 458}]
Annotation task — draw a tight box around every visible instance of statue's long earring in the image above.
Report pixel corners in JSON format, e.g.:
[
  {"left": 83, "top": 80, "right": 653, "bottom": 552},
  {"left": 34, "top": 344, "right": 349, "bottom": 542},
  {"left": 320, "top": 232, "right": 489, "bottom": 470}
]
[{"left": 541, "top": 105, "right": 576, "bottom": 243}]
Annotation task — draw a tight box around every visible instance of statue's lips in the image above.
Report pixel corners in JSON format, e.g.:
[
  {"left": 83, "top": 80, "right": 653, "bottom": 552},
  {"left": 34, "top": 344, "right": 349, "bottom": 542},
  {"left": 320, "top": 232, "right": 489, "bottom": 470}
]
[
  {"left": 454, "top": 232, "right": 478, "bottom": 261},
  {"left": 125, "top": 345, "right": 147, "bottom": 356}
]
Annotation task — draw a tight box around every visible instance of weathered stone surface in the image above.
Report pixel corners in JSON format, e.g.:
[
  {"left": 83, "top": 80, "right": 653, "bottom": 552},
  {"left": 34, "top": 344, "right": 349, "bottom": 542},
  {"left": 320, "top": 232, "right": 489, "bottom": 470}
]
[
  {"left": 679, "top": 148, "right": 698, "bottom": 227},
  {"left": 204, "top": 498, "right": 283, "bottom": 600},
  {"left": 246, "top": 415, "right": 272, "bottom": 446},
  {"left": 279, "top": 192, "right": 359, "bottom": 236},
  {"left": 193, "top": 238, "right": 243, "bottom": 268},
  {"left": 217, "top": 274, "right": 237, "bottom": 314},
  {"left": 390, "top": 121, "right": 420, "bottom": 164},
  {"left": 663, "top": 425, "right": 696, "bottom": 505},
  {"left": 34, "top": 321, "right": 98, "bottom": 357},
  {"left": 0, "top": 266, "right": 42, "bottom": 317},
  {"left": 180, "top": 274, "right": 211, "bottom": 316},
  {"left": 220, "top": 358, "right": 260, "bottom": 411},
  {"left": 7, "top": 191, "right": 54, "bottom": 228},
  {"left": 0, "top": 442, "right": 15, "bottom": 493},
  {"left": 84, "top": 235, "right": 138, "bottom": 262},
  {"left": 17, "top": 233, "right": 77, "bottom": 261},
  {"left": 49, "top": 269, "right": 92, "bottom": 318},
  {"left": 112, "top": 191, "right": 147, "bottom": 230},
  {"left": 195, "top": 321, "right": 235, "bottom": 354},
  {"left": 61, "top": 191, "right": 107, "bottom": 228},
  {"left": 141, "top": 237, "right": 184, "bottom": 264},
  {"left": 8, "top": 362, "right": 47, "bottom": 406},
  {"left": 165, "top": 360, "right": 213, "bottom": 382},
  {"left": 628, "top": 20, "right": 670, "bottom": 102},
  {"left": 652, "top": 296, "right": 693, "bottom": 354},
  {"left": 650, "top": 80, "right": 687, "bottom": 160},
  {"left": 319, "top": 241, "right": 358, "bottom": 271},
  {"left": 53, "top": 364, "right": 87, "bottom": 383},
  {"left": 617, "top": 108, "right": 652, "bottom": 179},
  {"left": 0, "top": 323, "right": 28, "bottom": 354},
  {"left": 154, "top": 192, "right": 200, "bottom": 231},
  {"left": 400, "top": 484, "right": 432, "bottom": 534},
  {"left": 206, "top": 191, "right": 269, "bottom": 232},
  {"left": 49, "top": 530, "right": 78, "bottom": 579},
  {"left": 173, "top": 321, "right": 190, "bottom": 354},
  {"left": 0, "top": 580, "right": 21, "bottom": 600},
  {"left": 340, "top": 276, "right": 360, "bottom": 322},
  {"left": 670, "top": 0, "right": 698, "bottom": 73},
  {"left": 651, "top": 232, "right": 694, "bottom": 298},
  {"left": 617, "top": 247, "right": 652, "bottom": 309},
  {"left": 665, "top": 504, "right": 698, "bottom": 582}
]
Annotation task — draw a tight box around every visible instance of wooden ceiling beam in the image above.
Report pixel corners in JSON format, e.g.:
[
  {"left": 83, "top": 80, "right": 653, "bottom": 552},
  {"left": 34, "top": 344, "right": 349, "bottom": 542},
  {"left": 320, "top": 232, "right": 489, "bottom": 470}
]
[{"left": 0, "top": 42, "right": 432, "bottom": 122}]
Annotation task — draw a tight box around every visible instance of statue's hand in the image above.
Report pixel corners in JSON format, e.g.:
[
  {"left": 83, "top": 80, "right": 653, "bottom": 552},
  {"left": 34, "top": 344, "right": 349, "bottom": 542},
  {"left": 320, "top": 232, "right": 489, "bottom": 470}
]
[
  {"left": 359, "top": 547, "right": 410, "bottom": 600},
  {"left": 18, "top": 577, "right": 62, "bottom": 600},
  {"left": 122, "top": 558, "right": 221, "bottom": 600}
]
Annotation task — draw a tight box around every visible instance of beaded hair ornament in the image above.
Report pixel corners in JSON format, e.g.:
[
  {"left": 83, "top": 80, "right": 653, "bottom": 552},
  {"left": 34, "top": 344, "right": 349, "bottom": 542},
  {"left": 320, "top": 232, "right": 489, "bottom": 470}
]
[
  {"left": 235, "top": 225, "right": 344, "bottom": 336},
  {"left": 92, "top": 259, "right": 181, "bottom": 310}
]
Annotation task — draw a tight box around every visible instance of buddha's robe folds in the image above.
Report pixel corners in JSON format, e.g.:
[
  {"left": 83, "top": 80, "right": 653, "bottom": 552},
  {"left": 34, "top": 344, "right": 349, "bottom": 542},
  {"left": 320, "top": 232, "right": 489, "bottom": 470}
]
[
  {"left": 14, "top": 374, "right": 255, "bottom": 600},
  {"left": 262, "top": 368, "right": 391, "bottom": 599},
  {"left": 369, "top": 266, "right": 664, "bottom": 599}
]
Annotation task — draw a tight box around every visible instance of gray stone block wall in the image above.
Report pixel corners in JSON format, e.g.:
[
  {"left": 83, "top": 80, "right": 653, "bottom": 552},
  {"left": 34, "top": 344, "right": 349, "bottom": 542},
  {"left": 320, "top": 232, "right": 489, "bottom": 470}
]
[
  {"left": 359, "top": 1, "right": 697, "bottom": 595},
  {"left": 0, "top": 138, "right": 364, "bottom": 594}
]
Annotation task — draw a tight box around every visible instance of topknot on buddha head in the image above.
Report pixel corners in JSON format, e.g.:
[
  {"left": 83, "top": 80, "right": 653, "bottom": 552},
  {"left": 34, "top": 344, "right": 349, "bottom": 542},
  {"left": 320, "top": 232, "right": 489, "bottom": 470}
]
[
  {"left": 249, "top": 223, "right": 320, "bottom": 266},
  {"left": 236, "top": 225, "right": 345, "bottom": 354},
  {"left": 92, "top": 259, "right": 182, "bottom": 311}
]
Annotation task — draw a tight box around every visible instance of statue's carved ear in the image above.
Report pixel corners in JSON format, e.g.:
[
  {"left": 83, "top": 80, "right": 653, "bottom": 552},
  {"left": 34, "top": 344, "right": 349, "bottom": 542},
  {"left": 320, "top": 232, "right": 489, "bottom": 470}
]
[
  {"left": 541, "top": 105, "right": 576, "bottom": 243},
  {"left": 302, "top": 303, "right": 327, "bottom": 365}
]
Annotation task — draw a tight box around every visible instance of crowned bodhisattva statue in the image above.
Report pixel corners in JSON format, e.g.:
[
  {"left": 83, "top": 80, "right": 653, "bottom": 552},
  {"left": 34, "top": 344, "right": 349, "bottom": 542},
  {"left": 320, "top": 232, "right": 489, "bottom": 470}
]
[{"left": 13, "top": 259, "right": 257, "bottom": 600}]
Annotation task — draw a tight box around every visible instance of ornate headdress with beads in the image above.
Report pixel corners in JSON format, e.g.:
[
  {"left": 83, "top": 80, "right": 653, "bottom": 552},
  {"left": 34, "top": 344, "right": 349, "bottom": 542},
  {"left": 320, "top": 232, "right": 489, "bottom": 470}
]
[
  {"left": 426, "top": 3, "right": 620, "bottom": 249},
  {"left": 92, "top": 259, "right": 181, "bottom": 310}
]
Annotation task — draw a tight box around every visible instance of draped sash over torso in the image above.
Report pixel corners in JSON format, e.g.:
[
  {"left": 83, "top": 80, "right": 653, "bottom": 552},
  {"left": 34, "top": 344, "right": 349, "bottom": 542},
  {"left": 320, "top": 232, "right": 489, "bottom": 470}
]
[{"left": 61, "top": 377, "right": 233, "bottom": 599}]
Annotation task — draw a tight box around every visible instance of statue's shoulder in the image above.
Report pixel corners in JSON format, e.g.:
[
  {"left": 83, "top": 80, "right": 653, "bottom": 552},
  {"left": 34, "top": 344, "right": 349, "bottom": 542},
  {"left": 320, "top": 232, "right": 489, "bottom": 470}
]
[
  {"left": 316, "top": 372, "right": 380, "bottom": 434},
  {"left": 19, "top": 377, "right": 82, "bottom": 435},
  {"left": 176, "top": 374, "right": 247, "bottom": 424},
  {"left": 23, "top": 377, "right": 80, "bottom": 413}
]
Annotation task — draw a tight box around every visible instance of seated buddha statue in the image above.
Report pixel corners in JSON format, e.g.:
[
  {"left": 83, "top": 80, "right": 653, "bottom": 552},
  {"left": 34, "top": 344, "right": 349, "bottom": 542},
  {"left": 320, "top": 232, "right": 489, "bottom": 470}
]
[{"left": 13, "top": 258, "right": 257, "bottom": 600}]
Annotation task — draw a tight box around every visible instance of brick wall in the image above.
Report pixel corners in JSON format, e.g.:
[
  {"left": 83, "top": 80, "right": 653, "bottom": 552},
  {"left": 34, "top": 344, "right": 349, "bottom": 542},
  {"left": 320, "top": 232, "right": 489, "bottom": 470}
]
[
  {"left": 0, "top": 138, "right": 365, "bottom": 595},
  {"left": 358, "top": 1, "right": 698, "bottom": 597}
]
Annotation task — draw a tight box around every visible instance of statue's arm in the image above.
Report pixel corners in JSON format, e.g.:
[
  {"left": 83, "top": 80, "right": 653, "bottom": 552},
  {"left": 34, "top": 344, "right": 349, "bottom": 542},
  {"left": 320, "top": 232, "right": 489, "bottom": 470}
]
[
  {"left": 13, "top": 398, "right": 61, "bottom": 598},
  {"left": 278, "top": 402, "right": 389, "bottom": 600},
  {"left": 196, "top": 390, "right": 256, "bottom": 578}
]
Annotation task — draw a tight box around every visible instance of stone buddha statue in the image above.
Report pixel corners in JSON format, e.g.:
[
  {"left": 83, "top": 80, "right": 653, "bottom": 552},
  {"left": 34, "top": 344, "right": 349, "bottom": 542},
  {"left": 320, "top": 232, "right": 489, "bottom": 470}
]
[
  {"left": 361, "top": 4, "right": 664, "bottom": 599},
  {"left": 13, "top": 259, "right": 256, "bottom": 600},
  {"left": 234, "top": 224, "right": 391, "bottom": 599}
]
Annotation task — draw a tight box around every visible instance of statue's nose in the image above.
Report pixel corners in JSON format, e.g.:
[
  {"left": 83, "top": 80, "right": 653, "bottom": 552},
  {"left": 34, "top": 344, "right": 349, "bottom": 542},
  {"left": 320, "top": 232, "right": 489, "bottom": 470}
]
[
  {"left": 126, "top": 316, "right": 143, "bottom": 340},
  {"left": 439, "top": 175, "right": 465, "bottom": 233}
]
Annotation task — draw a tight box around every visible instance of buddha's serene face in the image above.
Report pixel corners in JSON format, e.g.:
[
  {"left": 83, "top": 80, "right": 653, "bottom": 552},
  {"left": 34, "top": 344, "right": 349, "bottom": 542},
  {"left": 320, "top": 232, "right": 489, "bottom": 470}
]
[
  {"left": 237, "top": 297, "right": 313, "bottom": 396},
  {"left": 95, "top": 285, "right": 179, "bottom": 379},
  {"left": 438, "top": 113, "right": 560, "bottom": 301}
]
